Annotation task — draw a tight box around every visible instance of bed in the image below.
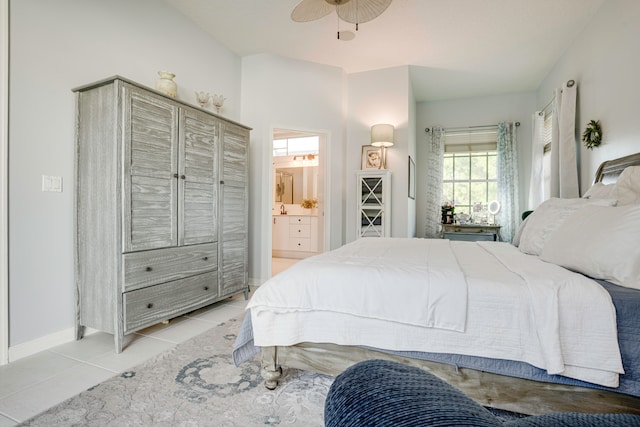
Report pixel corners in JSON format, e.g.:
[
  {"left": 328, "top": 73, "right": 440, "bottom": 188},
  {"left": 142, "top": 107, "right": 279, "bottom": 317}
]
[{"left": 233, "top": 152, "right": 640, "bottom": 415}]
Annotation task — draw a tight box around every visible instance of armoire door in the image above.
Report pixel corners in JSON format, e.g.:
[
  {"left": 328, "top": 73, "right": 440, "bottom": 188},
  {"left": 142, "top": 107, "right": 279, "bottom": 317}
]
[
  {"left": 123, "top": 86, "right": 179, "bottom": 253},
  {"left": 220, "top": 122, "right": 249, "bottom": 295},
  {"left": 179, "top": 107, "right": 219, "bottom": 246}
]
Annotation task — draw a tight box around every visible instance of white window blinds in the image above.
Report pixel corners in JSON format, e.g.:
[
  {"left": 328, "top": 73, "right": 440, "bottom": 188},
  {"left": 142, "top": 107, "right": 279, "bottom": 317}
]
[
  {"left": 445, "top": 129, "right": 497, "bottom": 153},
  {"left": 543, "top": 111, "right": 553, "bottom": 152}
]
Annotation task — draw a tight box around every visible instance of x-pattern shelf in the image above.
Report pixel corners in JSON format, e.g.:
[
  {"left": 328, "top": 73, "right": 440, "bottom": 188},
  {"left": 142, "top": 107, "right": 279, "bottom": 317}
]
[{"left": 356, "top": 170, "right": 391, "bottom": 239}]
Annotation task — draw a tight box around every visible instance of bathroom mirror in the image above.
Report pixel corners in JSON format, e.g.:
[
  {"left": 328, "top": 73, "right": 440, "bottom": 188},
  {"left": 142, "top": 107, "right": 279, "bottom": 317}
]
[
  {"left": 274, "top": 166, "right": 318, "bottom": 204},
  {"left": 274, "top": 170, "right": 293, "bottom": 204}
]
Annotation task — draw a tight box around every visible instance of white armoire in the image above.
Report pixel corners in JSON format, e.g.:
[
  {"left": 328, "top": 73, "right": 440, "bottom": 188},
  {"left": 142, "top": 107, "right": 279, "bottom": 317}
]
[{"left": 73, "top": 76, "right": 250, "bottom": 352}]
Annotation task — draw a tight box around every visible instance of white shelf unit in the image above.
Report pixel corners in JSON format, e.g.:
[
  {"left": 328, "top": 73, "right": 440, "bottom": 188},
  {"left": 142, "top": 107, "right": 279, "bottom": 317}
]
[
  {"left": 272, "top": 215, "right": 319, "bottom": 259},
  {"left": 356, "top": 170, "right": 391, "bottom": 239}
]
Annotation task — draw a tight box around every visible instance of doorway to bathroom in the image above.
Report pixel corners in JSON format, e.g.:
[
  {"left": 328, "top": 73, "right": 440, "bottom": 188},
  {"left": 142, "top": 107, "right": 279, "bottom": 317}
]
[{"left": 270, "top": 128, "right": 327, "bottom": 276}]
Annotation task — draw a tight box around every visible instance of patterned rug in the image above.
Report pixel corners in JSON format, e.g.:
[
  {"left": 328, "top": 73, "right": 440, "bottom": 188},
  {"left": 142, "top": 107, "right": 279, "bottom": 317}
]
[{"left": 20, "top": 318, "right": 333, "bottom": 426}]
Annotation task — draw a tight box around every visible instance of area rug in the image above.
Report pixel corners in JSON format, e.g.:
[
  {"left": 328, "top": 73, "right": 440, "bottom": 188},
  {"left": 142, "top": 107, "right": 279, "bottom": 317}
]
[{"left": 20, "top": 317, "right": 333, "bottom": 426}]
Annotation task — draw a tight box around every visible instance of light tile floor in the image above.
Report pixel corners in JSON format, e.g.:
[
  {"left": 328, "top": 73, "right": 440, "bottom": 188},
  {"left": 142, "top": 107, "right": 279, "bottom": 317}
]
[
  {"left": 272, "top": 257, "right": 300, "bottom": 276},
  {"left": 0, "top": 258, "right": 299, "bottom": 426},
  {"left": 0, "top": 294, "right": 248, "bottom": 426}
]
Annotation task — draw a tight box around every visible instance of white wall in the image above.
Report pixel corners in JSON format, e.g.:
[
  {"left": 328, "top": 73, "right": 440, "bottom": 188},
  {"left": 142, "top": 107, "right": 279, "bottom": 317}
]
[
  {"left": 8, "top": 0, "right": 242, "bottom": 348},
  {"left": 240, "top": 54, "right": 346, "bottom": 284},
  {"left": 1, "top": 0, "right": 9, "bottom": 365},
  {"left": 536, "top": 0, "right": 640, "bottom": 192},
  {"left": 347, "top": 66, "right": 412, "bottom": 241},
  {"left": 415, "top": 92, "right": 537, "bottom": 238}
]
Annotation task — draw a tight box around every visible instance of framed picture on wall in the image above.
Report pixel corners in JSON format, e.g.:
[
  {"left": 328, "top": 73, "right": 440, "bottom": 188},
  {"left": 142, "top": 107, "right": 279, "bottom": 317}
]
[
  {"left": 361, "top": 145, "right": 383, "bottom": 170},
  {"left": 408, "top": 156, "right": 416, "bottom": 199}
]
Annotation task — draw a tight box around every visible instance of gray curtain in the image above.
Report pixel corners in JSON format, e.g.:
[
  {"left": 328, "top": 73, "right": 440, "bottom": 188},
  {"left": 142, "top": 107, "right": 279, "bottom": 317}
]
[
  {"left": 424, "top": 127, "right": 445, "bottom": 238},
  {"left": 497, "top": 122, "right": 520, "bottom": 243}
]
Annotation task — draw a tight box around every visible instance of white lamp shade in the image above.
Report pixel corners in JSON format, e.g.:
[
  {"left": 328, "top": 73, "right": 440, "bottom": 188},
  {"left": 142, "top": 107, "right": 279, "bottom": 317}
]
[{"left": 371, "top": 124, "right": 394, "bottom": 147}]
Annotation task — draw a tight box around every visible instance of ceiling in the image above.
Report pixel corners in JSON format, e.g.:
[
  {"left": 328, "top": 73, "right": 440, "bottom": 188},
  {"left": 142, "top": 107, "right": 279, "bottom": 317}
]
[{"left": 164, "top": 0, "right": 605, "bottom": 102}]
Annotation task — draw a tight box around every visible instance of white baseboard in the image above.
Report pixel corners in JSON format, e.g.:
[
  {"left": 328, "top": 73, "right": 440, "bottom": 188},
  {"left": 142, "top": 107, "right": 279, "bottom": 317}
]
[
  {"left": 8, "top": 327, "right": 98, "bottom": 363},
  {"left": 249, "top": 277, "right": 264, "bottom": 288},
  {"left": 8, "top": 281, "right": 262, "bottom": 363}
]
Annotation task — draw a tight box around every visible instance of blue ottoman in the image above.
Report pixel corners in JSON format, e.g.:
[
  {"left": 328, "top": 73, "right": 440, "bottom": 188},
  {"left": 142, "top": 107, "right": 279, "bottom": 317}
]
[{"left": 324, "top": 360, "right": 640, "bottom": 427}]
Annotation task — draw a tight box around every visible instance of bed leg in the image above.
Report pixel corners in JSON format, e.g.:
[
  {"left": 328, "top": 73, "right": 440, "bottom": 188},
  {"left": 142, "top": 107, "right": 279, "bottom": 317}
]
[{"left": 261, "top": 346, "right": 282, "bottom": 390}]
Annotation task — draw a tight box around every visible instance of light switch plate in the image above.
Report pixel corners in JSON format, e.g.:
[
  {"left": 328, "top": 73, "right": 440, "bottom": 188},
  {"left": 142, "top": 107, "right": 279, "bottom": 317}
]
[{"left": 42, "top": 175, "right": 62, "bottom": 192}]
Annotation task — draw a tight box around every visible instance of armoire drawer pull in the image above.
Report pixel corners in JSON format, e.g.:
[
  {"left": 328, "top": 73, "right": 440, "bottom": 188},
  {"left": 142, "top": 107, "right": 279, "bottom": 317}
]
[
  {"left": 204, "top": 286, "right": 209, "bottom": 291},
  {"left": 145, "top": 266, "right": 153, "bottom": 272},
  {"left": 203, "top": 256, "right": 208, "bottom": 261},
  {"left": 181, "top": 175, "right": 186, "bottom": 179},
  {"left": 146, "top": 303, "right": 153, "bottom": 309},
  {"left": 173, "top": 173, "right": 178, "bottom": 178}
]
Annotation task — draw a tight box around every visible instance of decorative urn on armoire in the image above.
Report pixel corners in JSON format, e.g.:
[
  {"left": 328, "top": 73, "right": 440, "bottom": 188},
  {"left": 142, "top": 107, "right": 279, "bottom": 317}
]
[{"left": 155, "top": 71, "right": 177, "bottom": 98}]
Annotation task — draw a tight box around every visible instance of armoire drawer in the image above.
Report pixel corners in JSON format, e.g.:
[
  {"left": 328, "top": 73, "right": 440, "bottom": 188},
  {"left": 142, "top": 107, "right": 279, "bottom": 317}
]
[
  {"left": 123, "top": 271, "right": 218, "bottom": 333},
  {"left": 123, "top": 243, "right": 218, "bottom": 291}
]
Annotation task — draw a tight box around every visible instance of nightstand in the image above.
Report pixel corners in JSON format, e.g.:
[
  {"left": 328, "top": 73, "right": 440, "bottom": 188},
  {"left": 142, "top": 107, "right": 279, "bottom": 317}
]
[{"left": 440, "top": 224, "right": 502, "bottom": 242}]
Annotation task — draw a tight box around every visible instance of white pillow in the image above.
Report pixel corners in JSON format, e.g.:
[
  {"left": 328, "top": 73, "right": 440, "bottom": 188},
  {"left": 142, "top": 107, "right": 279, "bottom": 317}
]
[
  {"left": 518, "top": 197, "right": 617, "bottom": 256},
  {"left": 613, "top": 166, "right": 640, "bottom": 205},
  {"left": 583, "top": 182, "right": 616, "bottom": 199},
  {"left": 583, "top": 166, "right": 640, "bottom": 204},
  {"left": 540, "top": 204, "right": 640, "bottom": 290},
  {"left": 511, "top": 215, "right": 530, "bottom": 247}
]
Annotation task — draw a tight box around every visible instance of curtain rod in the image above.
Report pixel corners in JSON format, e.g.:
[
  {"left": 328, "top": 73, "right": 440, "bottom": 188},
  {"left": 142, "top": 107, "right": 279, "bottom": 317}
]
[
  {"left": 541, "top": 98, "right": 554, "bottom": 115},
  {"left": 424, "top": 122, "right": 520, "bottom": 133},
  {"left": 539, "top": 79, "right": 575, "bottom": 115}
]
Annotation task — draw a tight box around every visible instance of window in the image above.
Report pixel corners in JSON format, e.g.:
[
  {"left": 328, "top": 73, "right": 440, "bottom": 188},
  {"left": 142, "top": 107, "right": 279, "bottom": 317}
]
[
  {"left": 441, "top": 128, "right": 498, "bottom": 222},
  {"left": 442, "top": 151, "right": 497, "bottom": 220},
  {"left": 273, "top": 136, "right": 319, "bottom": 157}
]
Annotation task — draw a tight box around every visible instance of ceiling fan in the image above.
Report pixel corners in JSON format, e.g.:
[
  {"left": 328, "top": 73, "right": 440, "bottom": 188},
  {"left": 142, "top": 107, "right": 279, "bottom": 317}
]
[{"left": 291, "top": 0, "right": 392, "bottom": 40}]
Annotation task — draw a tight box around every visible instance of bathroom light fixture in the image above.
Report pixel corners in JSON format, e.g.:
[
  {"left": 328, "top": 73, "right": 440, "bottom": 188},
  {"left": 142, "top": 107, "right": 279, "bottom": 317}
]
[{"left": 292, "top": 154, "right": 319, "bottom": 167}]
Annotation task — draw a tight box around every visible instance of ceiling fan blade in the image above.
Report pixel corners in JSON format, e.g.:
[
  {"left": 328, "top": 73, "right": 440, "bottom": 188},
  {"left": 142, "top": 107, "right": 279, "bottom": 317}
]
[
  {"left": 291, "top": 0, "right": 335, "bottom": 22},
  {"left": 337, "top": 0, "right": 392, "bottom": 24}
]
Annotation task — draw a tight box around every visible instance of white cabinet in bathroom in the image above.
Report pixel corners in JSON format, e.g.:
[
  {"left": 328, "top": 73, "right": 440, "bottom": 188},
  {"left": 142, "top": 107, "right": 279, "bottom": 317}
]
[{"left": 272, "top": 215, "right": 318, "bottom": 259}]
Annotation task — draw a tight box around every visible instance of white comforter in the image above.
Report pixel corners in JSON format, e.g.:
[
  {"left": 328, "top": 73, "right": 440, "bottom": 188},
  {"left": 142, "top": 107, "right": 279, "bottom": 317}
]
[
  {"left": 250, "top": 238, "right": 468, "bottom": 331},
  {"left": 248, "top": 238, "right": 624, "bottom": 387}
]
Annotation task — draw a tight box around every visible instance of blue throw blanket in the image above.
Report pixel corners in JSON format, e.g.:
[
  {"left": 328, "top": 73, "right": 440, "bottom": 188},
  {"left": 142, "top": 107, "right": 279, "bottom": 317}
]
[{"left": 325, "top": 360, "right": 640, "bottom": 426}]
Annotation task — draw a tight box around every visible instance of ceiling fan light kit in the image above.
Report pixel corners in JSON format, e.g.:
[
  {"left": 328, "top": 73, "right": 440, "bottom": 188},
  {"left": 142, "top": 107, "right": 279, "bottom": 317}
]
[
  {"left": 337, "top": 30, "right": 355, "bottom": 41},
  {"left": 292, "top": 0, "right": 392, "bottom": 41}
]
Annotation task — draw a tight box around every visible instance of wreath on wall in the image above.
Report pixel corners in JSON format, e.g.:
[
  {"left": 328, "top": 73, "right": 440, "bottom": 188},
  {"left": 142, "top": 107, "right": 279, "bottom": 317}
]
[{"left": 582, "top": 120, "right": 602, "bottom": 150}]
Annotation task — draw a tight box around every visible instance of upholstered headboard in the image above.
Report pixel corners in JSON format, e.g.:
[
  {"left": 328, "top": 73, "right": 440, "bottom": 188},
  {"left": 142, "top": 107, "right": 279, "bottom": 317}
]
[{"left": 594, "top": 152, "right": 640, "bottom": 184}]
